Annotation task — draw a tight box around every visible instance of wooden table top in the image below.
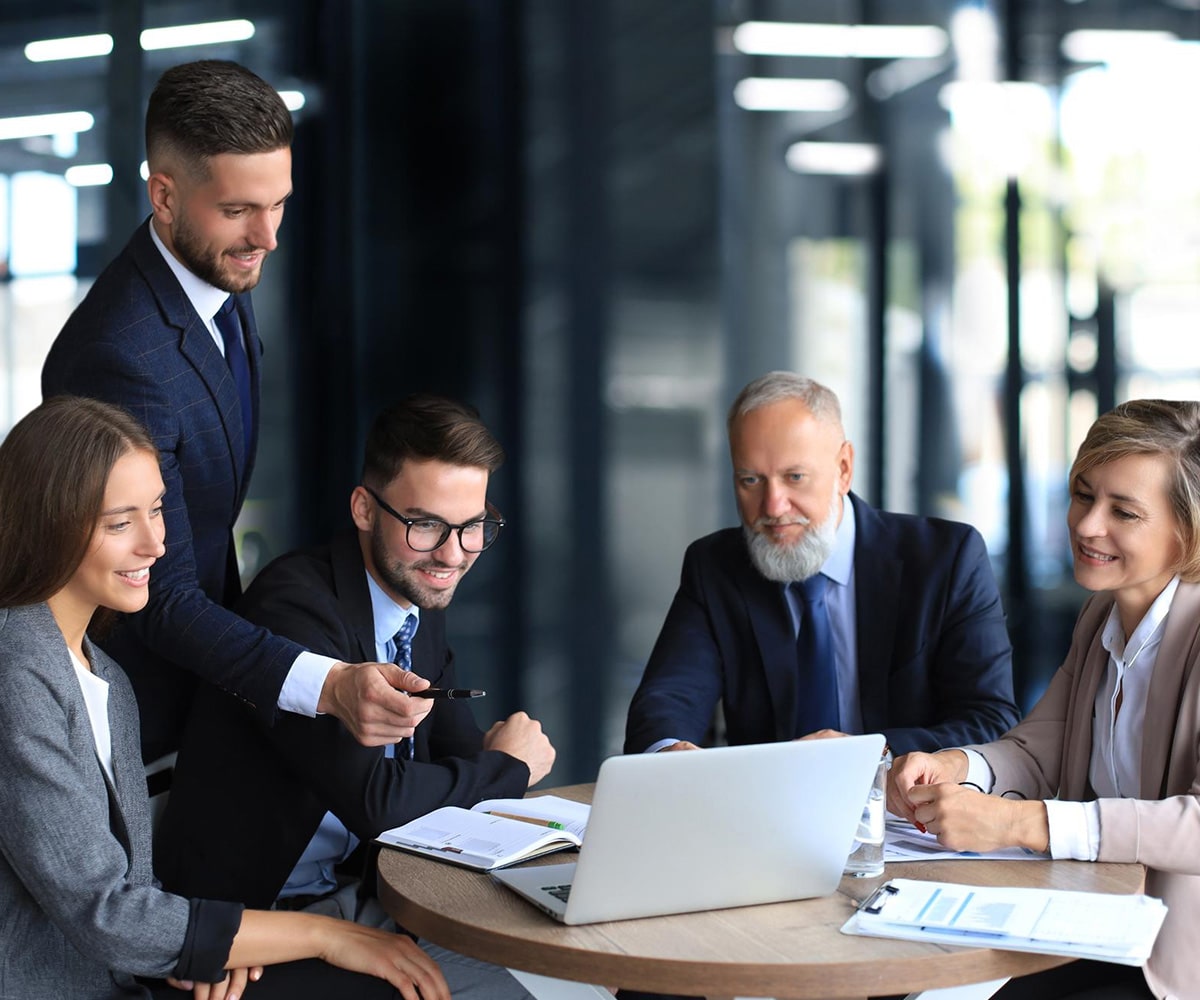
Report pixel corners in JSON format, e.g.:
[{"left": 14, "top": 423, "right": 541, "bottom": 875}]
[{"left": 376, "top": 784, "right": 1146, "bottom": 1000}]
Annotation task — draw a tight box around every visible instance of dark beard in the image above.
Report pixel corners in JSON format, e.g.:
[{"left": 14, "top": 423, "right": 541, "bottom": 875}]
[
  {"left": 369, "top": 522, "right": 462, "bottom": 610},
  {"left": 171, "top": 214, "right": 266, "bottom": 294}
]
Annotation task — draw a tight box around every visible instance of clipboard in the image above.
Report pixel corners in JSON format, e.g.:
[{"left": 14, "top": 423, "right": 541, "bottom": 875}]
[{"left": 840, "top": 877, "right": 1167, "bottom": 966}]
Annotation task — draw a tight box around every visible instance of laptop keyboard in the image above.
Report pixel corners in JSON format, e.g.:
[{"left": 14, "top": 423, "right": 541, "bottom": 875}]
[{"left": 543, "top": 883, "right": 573, "bottom": 903}]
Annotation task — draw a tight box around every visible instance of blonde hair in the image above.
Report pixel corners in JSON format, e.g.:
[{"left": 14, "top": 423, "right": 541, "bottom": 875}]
[{"left": 1070, "top": 399, "right": 1200, "bottom": 581}]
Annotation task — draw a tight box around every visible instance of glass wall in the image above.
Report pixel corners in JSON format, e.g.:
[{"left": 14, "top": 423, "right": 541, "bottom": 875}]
[{"left": 1, "top": 1, "right": 1198, "bottom": 778}]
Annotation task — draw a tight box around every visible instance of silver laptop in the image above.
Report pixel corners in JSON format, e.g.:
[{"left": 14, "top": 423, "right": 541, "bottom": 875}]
[{"left": 492, "top": 734, "right": 885, "bottom": 925}]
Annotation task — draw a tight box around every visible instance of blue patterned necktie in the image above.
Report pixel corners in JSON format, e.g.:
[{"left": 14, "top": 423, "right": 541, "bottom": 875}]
[
  {"left": 793, "top": 574, "right": 839, "bottom": 737},
  {"left": 214, "top": 295, "right": 253, "bottom": 461},
  {"left": 392, "top": 615, "right": 418, "bottom": 760}
]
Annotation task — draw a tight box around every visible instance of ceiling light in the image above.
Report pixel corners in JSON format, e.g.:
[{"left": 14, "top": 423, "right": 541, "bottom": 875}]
[
  {"left": 733, "top": 21, "right": 948, "bottom": 59},
  {"left": 140, "top": 19, "right": 255, "bottom": 51},
  {"left": 25, "top": 33, "right": 113, "bottom": 62},
  {"left": 0, "top": 112, "right": 94, "bottom": 142},
  {"left": 786, "top": 141, "right": 882, "bottom": 175},
  {"left": 1062, "top": 29, "right": 1177, "bottom": 63},
  {"left": 65, "top": 163, "right": 114, "bottom": 187},
  {"left": 734, "top": 78, "right": 849, "bottom": 112},
  {"left": 278, "top": 90, "right": 306, "bottom": 111}
]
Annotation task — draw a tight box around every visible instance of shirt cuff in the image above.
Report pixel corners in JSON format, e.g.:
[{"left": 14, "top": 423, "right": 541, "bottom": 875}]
[
  {"left": 645, "top": 738, "right": 684, "bottom": 753},
  {"left": 961, "top": 748, "right": 996, "bottom": 792},
  {"left": 1045, "top": 799, "right": 1099, "bottom": 860},
  {"left": 278, "top": 652, "right": 340, "bottom": 717}
]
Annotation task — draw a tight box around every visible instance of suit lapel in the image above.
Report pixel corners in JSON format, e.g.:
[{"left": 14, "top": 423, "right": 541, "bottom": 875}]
[
  {"left": 849, "top": 495, "right": 902, "bottom": 733},
  {"left": 330, "top": 532, "right": 379, "bottom": 665},
  {"left": 1058, "top": 599, "right": 1110, "bottom": 801},
  {"left": 129, "top": 223, "right": 253, "bottom": 494},
  {"left": 1141, "top": 582, "right": 1200, "bottom": 798},
  {"left": 732, "top": 535, "right": 801, "bottom": 742}
]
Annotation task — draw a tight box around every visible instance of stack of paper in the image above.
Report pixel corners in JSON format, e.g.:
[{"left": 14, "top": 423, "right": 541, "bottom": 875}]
[{"left": 841, "top": 878, "right": 1167, "bottom": 966}]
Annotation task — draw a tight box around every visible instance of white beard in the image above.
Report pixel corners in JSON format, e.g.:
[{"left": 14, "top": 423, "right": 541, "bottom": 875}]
[{"left": 744, "top": 487, "right": 842, "bottom": 582}]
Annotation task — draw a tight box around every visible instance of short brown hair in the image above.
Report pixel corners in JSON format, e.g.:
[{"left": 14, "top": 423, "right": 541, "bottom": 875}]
[
  {"left": 1071, "top": 399, "right": 1200, "bottom": 581},
  {"left": 146, "top": 60, "right": 293, "bottom": 177},
  {"left": 362, "top": 394, "right": 504, "bottom": 490},
  {"left": 0, "top": 397, "right": 157, "bottom": 608},
  {"left": 727, "top": 371, "right": 844, "bottom": 436}
]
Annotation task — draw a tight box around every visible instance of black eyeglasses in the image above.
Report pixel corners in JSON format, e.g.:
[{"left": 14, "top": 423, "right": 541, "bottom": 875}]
[{"left": 363, "top": 486, "right": 505, "bottom": 553}]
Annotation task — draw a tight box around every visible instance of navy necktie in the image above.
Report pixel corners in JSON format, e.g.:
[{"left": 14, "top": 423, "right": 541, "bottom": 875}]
[
  {"left": 214, "top": 296, "right": 253, "bottom": 462},
  {"left": 392, "top": 615, "right": 418, "bottom": 761},
  {"left": 793, "top": 574, "right": 839, "bottom": 737}
]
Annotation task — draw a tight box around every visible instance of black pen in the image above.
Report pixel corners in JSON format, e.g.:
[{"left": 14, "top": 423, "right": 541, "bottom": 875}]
[{"left": 410, "top": 688, "right": 486, "bottom": 700}]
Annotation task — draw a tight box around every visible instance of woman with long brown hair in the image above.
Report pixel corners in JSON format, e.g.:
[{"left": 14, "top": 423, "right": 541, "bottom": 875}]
[{"left": 0, "top": 396, "right": 449, "bottom": 1000}]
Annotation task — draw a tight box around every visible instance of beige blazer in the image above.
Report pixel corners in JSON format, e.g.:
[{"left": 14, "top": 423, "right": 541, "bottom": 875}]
[{"left": 967, "top": 581, "right": 1200, "bottom": 1000}]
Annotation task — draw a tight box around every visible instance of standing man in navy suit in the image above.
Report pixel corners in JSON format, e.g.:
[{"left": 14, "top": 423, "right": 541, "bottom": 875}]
[
  {"left": 625, "top": 371, "right": 1020, "bottom": 758},
  {"left": 43, "top": 61, "right": 429, "bottom": 762}
]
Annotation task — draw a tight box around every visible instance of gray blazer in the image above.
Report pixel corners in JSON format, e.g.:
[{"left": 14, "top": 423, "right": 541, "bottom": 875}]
[{"left": 0, "top": 604, "right": 239, "bottom": 999}]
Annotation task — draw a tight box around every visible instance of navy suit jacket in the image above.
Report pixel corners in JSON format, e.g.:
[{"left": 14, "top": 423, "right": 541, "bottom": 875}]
[
  {"left": 624, "top": 493, "right": 1019, "bottom": 756},
  {"left": 42, "top": 221, "right": 301, "bottom": 758},
  {"left": 155, "top": 531, "right": 530, "bottom": 909}
]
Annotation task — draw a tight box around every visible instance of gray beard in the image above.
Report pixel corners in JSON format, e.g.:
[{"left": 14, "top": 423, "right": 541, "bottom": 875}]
[{"left": 744, "top": 491, "right": 841, "bottom": 583}]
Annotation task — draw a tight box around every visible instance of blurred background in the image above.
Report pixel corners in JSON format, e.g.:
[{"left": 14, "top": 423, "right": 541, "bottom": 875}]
[{"left": 1, "top": 0, "right": 1198, "bottom": 785}]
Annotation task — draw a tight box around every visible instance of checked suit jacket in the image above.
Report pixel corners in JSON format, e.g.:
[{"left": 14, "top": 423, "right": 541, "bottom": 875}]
[{"left": 42, "top": 220, "right": 302, "bottom": 758}]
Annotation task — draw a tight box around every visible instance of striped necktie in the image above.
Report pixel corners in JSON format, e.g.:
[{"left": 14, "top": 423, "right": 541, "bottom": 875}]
[{"left": 392, "top": 615, "right": 418, "bottom": 760}]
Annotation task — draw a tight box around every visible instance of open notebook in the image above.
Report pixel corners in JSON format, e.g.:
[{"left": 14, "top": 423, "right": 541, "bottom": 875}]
[{"left": 493, "top": 734, "right": 885, "bottom": 924}]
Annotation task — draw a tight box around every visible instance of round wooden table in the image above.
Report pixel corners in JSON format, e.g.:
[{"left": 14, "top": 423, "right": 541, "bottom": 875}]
[{"left": 377, "top": 784, "right": 1146, "bottom": 1000}]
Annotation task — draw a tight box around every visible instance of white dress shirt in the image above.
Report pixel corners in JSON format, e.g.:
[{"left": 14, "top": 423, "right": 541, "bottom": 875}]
[{"left": 964, "top": 576, "right": 1180, "bottom": 859}]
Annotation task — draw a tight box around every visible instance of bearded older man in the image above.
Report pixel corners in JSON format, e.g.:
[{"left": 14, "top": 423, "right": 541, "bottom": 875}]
[{"left": 624, "top": 371, "right": 1019, "bottom": 757}]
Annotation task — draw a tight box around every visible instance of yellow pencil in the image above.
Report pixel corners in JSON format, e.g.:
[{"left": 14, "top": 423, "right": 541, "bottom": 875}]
[{"left": 486, "top": 811, "right": 566, "bottom": 831}]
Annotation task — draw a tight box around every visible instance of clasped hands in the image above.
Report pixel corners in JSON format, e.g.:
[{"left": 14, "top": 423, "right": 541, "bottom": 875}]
[{"left": 888, "top": 750, "right": 1050, "bottom": 855}]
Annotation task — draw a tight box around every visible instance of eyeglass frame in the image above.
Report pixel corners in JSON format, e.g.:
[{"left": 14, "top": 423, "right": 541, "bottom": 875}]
[{"left": 362, "top": 485, "right": 506, "bottom": 552}]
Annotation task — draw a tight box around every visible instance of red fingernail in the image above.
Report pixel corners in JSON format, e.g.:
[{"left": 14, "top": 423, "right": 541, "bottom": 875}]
[{"left": 915, "top": 821, "right": 927, "bottom": 834}]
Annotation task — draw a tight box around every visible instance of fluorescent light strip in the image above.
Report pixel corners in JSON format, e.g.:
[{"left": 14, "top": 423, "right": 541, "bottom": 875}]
[
  {"left": 25, "top": 33, "right": 113, "bottom": 62},
  {"left": 734, "top": 77, "right": 849, "bottom": 112},
  {"left": 140, "top": 19, "right": 255, "bottom": 51},
  {"left": 733, "top": 21, "right": 948, "bottom": 59},
  {"left": 65, "top": 163, "right": 114, "bottom": 186},
  {"left": 786, "top": 141, "right": 882, "bottom": 175},
  {"left": 0, "top": 111, "right": 95, "bottom": 141},
  {"left": 1061, "top": 29, "right": 1177, "bottom": 63}
]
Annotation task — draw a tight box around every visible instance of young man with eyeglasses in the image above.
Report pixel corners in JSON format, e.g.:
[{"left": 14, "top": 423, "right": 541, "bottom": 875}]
[{"left": 156, "top": 394, "right": 555, "bottom": 1000}]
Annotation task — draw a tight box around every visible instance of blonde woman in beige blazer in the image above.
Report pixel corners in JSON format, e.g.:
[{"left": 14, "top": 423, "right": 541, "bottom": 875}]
[{"left": 890, "top": 399, "right": 1200, "bottom": 1000}]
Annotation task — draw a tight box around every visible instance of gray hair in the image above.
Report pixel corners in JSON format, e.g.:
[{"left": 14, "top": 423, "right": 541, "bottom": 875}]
[{"left": 727, "top": 371, "right": 843, "bottom": 434}]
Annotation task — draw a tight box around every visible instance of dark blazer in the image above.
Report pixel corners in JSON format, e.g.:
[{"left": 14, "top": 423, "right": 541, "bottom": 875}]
[
  {"left": 41, "top": 221, "right": 301, "bottom": 758},
  {"left": 0, "top": 604, "right": 240, "bottom": 999},
  {"left": 624, "top": 493, "right": 1019, "bottom": 756},
  {"left": 155, "top": 531, "right": 530, "bottom": 909}
]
